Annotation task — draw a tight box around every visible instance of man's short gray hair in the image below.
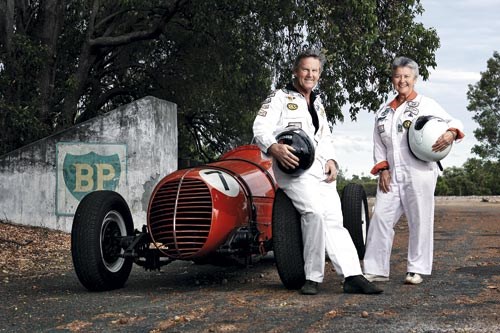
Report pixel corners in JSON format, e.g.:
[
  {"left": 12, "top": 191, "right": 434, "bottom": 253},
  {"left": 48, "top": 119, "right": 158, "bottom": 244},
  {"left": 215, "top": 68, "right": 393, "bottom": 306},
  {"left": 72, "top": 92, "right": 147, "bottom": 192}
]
[
  {"left": 293, "top": 48, "right": 326, "bottom": 73},
  {"left": 392, "top": 56, "right": 419, "bottom": 78}
]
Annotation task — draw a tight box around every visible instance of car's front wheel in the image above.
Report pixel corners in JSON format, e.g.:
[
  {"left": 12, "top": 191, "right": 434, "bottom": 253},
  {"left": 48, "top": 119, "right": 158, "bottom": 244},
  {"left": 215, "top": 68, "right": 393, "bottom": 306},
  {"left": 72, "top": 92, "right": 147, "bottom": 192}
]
[{"left": 71, "top": 191, "right": 134, "bottom": 291}]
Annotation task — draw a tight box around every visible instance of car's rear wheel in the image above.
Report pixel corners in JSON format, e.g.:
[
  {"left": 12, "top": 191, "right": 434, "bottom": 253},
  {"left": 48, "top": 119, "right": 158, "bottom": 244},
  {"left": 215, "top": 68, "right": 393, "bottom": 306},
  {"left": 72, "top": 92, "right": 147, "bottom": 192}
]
[
  {"left": 71, "top": 191, "right": 134, "bottom": 291},
  {"left": 341, "top": 183, "right": 370, "bottom": 260},
  {"left": 272, "top": 189, "right": 305, "bottom": 289}
]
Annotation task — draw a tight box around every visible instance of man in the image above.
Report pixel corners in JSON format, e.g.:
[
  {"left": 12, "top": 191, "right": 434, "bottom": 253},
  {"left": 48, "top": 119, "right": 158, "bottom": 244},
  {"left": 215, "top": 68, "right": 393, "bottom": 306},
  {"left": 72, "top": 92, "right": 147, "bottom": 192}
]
[{"left": 253, "top": 49, "right": 382, "bottom": 295}]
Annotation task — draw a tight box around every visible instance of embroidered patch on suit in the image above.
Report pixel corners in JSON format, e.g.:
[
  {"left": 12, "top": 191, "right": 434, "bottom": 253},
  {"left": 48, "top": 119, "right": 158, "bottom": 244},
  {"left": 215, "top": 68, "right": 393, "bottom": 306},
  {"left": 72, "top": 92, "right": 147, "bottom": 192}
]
[
  {"left": 380, "top": 108, "right": 390, "bottom": 118},
  {"left": 378, "top": 124, "right": 385, "bottom": 133},
  {"left": 287, "top": 122, "right": 302, "bottom": 128},
  {"left": 287, "top": 103, "right": 298, "bottom": 110},
  {"left": 403, "top": 120, "right": 412, "bottom": 129},
  {"left": 319, "top": 106, "right": 326, "bottom": 117},
  {"left": 257, "top": 109, "right": 267, "bottom": 117}
]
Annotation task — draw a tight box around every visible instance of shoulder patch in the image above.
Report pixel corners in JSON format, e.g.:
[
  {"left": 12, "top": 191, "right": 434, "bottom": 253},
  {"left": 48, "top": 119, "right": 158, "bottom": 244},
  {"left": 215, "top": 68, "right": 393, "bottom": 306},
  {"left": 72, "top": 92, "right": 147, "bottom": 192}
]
[
  {"left": 257, "top": 109, "right": 267, "bottom": 117},
  {"left": 267, "top": 91, "right": 277, "bottom": 98}
]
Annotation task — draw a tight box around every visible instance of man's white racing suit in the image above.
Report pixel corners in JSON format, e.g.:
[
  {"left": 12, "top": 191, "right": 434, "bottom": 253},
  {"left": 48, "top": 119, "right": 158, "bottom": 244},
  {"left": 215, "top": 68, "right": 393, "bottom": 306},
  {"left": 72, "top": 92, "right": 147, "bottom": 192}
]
[
  {"left": 253, "top": 84, "right": 363, "bottom": 282},
  {"left": 363, "top": 93, "right": 464, "bottom": 277}
]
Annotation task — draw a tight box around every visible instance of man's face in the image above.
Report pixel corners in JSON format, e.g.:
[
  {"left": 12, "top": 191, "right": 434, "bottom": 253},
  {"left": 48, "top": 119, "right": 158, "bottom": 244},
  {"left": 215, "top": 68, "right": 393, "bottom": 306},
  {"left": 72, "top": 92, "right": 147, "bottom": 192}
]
[{"left": 293, "top": 57, "right": 321, "bottom": 94}]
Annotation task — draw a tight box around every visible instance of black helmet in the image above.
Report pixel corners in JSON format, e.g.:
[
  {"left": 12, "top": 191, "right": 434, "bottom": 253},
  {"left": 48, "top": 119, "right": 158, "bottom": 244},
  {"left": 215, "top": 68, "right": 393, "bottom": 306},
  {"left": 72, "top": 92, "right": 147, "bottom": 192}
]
[{"left": 275, "top": 128, "right": 315, "bottom": 176}]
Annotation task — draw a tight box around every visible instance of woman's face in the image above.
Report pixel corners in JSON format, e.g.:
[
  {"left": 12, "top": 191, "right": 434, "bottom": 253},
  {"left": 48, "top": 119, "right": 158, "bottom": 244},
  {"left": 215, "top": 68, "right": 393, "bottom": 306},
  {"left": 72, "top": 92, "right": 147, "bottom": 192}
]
[{"left": 392, "top": 66, "right": 417, "bottom": 97}]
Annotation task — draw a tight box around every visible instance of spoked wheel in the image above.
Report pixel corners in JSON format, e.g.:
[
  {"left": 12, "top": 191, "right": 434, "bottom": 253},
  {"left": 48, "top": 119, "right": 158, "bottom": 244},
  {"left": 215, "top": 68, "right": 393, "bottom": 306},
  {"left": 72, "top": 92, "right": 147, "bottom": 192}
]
[
  {"left": 341, "top": 183, "right": 370, "bottom": 260},
  {"left": 71, "top": 191, "right": 134, "bottom": 291},
  {"left": 272, "top": 189, "right": 305, "bottom": 290}
]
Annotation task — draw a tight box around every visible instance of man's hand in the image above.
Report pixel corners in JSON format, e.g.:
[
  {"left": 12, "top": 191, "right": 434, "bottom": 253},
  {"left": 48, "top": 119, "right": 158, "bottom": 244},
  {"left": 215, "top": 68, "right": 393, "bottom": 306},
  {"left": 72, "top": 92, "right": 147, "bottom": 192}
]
[
  {"left": 323, "top": 159, "right": 338, "bottom": 183},
  {"left": 268, "top": 143, "right": 299, "bottom": 170}
]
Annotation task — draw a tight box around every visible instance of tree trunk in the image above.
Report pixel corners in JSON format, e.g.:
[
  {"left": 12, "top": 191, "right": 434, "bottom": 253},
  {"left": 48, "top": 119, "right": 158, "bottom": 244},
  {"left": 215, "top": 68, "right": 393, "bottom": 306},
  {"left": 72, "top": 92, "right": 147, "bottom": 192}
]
[
  {"left": 60, "top": 0, "right": 100, "bottom": 128},
  {"left": 0, "top": 0, "right": 14, "bottom": 52},
  {"left": 33, "top": 0, "right": 65, "bottom": 127}
]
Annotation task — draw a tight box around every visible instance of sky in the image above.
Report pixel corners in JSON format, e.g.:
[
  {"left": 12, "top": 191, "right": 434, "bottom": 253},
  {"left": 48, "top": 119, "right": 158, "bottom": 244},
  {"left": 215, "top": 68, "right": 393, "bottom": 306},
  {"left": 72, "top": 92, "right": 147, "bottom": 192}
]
[{"left": 333, "top": 0, "right": 500, "bottom": 178}]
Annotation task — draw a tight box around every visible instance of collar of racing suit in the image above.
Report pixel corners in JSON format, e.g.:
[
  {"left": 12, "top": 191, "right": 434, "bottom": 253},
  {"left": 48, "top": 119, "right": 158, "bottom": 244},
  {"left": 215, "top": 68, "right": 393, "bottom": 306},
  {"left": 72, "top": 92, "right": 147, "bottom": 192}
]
[
  {"left": 285, "top": 82, "right": 319, "bottom": 133},
  {"left": 389, "top": 90, "right": 418, "bottom": 110}
]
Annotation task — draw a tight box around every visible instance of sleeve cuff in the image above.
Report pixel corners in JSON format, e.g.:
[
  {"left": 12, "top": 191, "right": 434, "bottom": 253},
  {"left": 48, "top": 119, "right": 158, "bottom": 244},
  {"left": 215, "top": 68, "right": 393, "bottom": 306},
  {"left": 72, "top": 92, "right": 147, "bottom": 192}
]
[
  {"left": 370, "top": 161, "right": 390, "bottom": 175},
  {"left": 447, "top": 128, "right": 465, "bottom": 140}
]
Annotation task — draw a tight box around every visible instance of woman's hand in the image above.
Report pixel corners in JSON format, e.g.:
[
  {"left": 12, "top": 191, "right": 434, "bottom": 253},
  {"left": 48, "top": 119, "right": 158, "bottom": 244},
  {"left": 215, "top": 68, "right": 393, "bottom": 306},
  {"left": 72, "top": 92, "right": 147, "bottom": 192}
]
[
  {"left": 432, "top": 130, "right": 456, "bottom": 152},
  {"left": 379, "top": 169, "right": 391, "bottom": 193}
]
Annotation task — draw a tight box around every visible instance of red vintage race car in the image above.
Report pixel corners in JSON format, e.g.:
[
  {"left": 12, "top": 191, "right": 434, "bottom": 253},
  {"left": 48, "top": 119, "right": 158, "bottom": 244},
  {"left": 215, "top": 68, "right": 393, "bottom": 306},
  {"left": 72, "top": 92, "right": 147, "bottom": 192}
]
[{"left": 71, "top": 144, "right": 369, "bottom": 291}]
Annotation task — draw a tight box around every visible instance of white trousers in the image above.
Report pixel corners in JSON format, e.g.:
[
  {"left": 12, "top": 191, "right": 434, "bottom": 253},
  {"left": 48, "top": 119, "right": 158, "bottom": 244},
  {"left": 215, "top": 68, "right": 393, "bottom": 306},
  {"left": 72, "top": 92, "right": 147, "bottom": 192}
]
[
  {"left": 363, "top": 172, "right": 437, "bottom": 276},
  {"left": 274, "top": 160, "right": 362, "bottom": 283}
]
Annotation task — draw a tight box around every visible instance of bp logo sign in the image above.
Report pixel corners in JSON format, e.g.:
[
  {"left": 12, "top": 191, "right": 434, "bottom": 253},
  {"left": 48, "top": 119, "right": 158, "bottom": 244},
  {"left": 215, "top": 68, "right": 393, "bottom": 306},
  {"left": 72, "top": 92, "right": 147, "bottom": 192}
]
[
  {"left": 56, "top": 143, "right": 127, "bottom": 216},
  {"left": 63, "top": 152, "right": 121, "bottom": 200}
]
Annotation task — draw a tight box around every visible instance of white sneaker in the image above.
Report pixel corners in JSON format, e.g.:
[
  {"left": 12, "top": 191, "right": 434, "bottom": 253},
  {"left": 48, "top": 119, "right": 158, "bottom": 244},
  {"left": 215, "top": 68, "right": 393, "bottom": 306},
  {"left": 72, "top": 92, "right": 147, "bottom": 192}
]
[
  {"left": 405, "top": 272, "right": 423, "bottom": 284},
  {"left": 363, "top": 274, "right": 390, "bottom": 282}
]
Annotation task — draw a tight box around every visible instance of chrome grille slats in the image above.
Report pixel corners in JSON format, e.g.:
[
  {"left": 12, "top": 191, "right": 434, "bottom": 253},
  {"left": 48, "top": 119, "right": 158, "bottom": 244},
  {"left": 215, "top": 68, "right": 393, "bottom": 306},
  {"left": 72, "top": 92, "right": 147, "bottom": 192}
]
[{"left": 148, "top": 177, "right": 212, "bottom": 259}]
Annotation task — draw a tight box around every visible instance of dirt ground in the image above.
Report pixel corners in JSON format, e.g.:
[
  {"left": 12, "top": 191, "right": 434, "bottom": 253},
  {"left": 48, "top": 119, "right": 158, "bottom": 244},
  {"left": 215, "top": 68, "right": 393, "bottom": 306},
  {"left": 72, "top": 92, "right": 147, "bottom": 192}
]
[{"left": 0, "top": 196, "right": 498, "bottom": 332}]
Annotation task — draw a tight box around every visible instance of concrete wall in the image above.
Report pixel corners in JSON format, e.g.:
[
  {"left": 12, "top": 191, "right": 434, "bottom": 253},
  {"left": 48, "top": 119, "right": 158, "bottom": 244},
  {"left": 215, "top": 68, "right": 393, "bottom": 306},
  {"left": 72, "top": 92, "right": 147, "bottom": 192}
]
[{"left": 0, "top": 96, "right": 177, "bottom": 232}]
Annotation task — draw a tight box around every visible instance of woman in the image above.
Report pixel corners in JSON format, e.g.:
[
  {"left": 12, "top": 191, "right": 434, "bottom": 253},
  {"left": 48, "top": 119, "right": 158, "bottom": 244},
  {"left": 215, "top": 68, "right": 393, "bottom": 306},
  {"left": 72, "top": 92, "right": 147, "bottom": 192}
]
[{"left": 363, "top": 56, "right": 465, "bottom": 285}]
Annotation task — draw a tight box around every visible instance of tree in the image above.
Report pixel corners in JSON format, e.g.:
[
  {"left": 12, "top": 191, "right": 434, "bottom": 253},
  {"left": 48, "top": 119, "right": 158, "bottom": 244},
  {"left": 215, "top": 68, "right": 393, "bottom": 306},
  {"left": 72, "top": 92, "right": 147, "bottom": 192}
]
[
  {"left": 436, "top": 158, "right": 500, "bottom": 196},
  {"left": 0, "top": 0, "right": 64, "bottom": 153},
  {"left": 466, "top": 51, "right": 500, "bottom": 161},
  {"left": 1, "top": 0, "right": 440, "bottom": 161}
]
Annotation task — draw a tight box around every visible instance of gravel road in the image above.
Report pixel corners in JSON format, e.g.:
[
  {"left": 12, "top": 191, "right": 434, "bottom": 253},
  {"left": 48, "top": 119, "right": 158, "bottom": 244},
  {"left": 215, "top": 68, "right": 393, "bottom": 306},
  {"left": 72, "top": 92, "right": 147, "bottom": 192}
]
[{"left": 0, "top": 197, "right": 498, "bottom": 332}]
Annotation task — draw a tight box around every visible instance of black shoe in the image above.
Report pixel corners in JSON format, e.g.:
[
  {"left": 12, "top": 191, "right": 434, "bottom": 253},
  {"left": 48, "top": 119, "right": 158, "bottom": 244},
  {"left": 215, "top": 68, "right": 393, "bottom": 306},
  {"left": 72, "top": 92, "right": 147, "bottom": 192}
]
[
  {"left": 343, "top": 275, "right": 383, "bottom": 294},
  {"left": 301, "top": 280, "right": 319, "bottom": 295}
]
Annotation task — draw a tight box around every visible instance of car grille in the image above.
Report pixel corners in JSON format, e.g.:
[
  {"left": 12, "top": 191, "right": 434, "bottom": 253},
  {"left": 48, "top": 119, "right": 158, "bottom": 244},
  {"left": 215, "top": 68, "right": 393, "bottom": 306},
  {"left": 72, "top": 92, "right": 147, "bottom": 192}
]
[{"left": 148, "top": 178, "right": 213, "bottom": 259}]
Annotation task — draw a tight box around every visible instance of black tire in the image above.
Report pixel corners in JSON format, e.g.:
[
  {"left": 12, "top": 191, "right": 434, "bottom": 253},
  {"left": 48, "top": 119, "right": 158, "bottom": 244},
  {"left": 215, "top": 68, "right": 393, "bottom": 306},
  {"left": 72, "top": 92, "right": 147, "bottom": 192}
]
[
  {"left": 341, "top": 183, "right": 370, "bottom": 260},
  {"left": 71, "top": 191, "right": 134, "bottom": 291},
  {"left": 272, "top": 189, "right": 305, "bottom": 289}
]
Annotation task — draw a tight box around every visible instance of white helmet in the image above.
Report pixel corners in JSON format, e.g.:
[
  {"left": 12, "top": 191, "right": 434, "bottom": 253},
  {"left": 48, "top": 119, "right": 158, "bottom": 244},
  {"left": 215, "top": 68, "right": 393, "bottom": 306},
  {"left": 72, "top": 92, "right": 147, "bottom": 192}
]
[{"left": 408, "top": 115, "right": 452, "bottom": 162}]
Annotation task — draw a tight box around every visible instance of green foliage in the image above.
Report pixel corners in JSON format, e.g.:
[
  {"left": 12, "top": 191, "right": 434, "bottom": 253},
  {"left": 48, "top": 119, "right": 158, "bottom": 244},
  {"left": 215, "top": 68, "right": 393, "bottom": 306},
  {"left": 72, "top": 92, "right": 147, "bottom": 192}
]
[
  {"left": 0, "top": 34, "right": 51, "bottom": 153},
  {"left": 435, "top": 158, "right": 500, "bottom": 196},
  {"left": 299, "top": 0, "right": 440, "bottom": 121},
  {"left": 337, "top": 170, "right": 378, "bottom": 197},
  {"left": 341, "top": 157, "right": 500, "bottom": 197},
  {"left": 466, "top": 51, "right": 500, "bottom": 161},
  {"left": 1, "top": 0, "right": 440, "bottom": 161}
]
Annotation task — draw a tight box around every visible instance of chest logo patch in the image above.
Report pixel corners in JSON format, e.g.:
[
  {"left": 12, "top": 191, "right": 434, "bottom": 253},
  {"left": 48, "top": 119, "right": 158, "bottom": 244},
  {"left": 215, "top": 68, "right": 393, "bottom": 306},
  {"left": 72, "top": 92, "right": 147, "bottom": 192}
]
[
  {"left": 403, "top": 120, "right": 412, "bottom": 129},
  {"left": 257, "top": 109, "right": 267, "bottom": 117},
  {"left": 287, "top": 103, "right": 298, "bottom": 110}
]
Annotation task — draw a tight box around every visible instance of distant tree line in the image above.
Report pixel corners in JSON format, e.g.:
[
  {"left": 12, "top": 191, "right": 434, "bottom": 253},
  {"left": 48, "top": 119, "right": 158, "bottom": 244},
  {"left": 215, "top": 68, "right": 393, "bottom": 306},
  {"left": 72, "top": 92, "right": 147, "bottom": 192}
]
[{"left": 338, "top": 157, "right": 500, "bottom": 197}]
